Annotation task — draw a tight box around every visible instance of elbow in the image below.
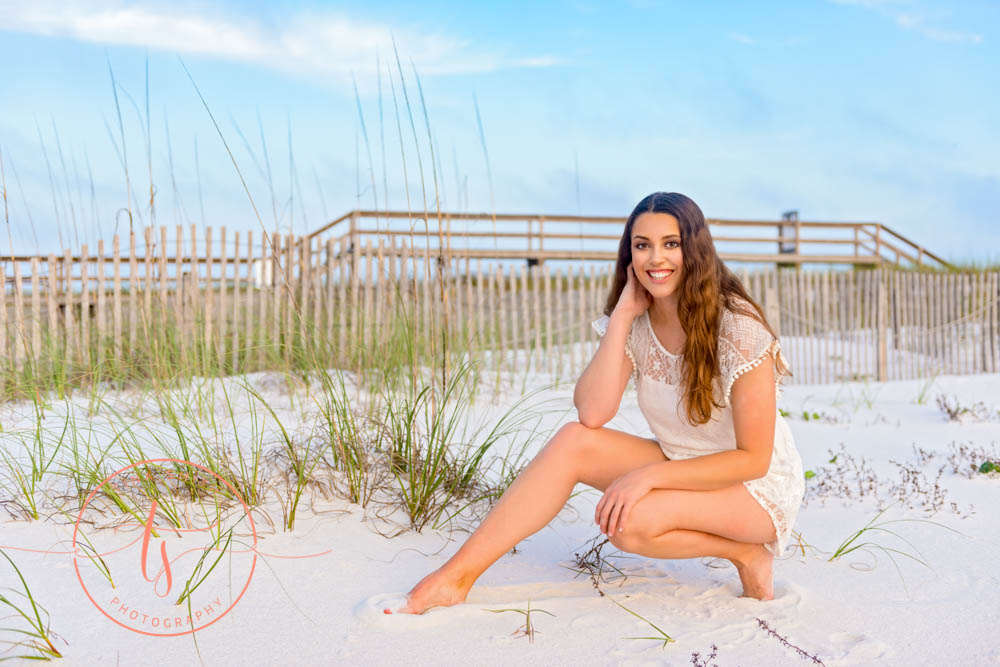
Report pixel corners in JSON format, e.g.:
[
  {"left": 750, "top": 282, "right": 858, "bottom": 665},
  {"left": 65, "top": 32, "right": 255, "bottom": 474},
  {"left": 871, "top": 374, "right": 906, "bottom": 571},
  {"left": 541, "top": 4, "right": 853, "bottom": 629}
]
[
  {"left": 576, "top": 408, "right": 610, "bottom": 430},
  {"left": 746, "top": 455, "right": 772, "bottom": 481}
]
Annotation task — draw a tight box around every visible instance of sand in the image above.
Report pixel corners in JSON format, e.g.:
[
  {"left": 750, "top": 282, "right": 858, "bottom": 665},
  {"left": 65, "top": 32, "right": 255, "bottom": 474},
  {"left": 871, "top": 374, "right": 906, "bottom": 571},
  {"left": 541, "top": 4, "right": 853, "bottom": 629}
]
[{"left": 1, "top": 368, "right": 998, "bottom": 666}]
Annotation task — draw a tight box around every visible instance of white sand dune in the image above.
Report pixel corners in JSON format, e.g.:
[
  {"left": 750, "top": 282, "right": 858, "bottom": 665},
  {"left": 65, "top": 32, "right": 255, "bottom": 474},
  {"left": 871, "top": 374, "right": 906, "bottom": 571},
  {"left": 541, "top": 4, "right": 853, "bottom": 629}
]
[{"left": 1, "top": 369, "right": 998, "bottom": 665}]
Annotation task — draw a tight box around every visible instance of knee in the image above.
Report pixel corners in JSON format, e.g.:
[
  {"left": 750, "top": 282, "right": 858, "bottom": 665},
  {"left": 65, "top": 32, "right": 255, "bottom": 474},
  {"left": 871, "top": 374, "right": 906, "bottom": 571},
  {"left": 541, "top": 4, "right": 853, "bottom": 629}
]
[
  {"left": 607, "top": 530, "right": 645, "bottom": 555},
  {"left": 544, "top": 421, "right": 597, "bottom": 459}
]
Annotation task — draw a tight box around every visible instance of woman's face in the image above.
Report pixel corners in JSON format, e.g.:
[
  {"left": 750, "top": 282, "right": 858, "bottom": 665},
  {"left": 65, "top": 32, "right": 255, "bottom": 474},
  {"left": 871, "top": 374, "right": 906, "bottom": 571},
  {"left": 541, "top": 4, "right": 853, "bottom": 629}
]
[{"left": 630, "top": 211, "right": 684, "bottom": 298}]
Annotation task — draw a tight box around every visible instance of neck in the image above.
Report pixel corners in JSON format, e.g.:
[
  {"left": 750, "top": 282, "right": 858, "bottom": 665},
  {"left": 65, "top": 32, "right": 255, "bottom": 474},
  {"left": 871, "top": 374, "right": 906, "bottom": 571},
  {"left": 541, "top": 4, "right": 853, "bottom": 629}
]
[{"left": 648, "top": 295, "right": 681, "bottom": 328}]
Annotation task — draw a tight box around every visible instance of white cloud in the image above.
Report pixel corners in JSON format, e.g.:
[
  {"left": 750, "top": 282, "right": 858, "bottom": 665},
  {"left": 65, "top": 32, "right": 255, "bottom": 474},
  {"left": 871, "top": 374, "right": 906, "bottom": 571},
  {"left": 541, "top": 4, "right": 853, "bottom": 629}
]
[
  {"left": 0, "top": 1, "right": 563, "bottom": 79},
  {"left": 829, "top": 0, "right": 984, "bottom": 44}
]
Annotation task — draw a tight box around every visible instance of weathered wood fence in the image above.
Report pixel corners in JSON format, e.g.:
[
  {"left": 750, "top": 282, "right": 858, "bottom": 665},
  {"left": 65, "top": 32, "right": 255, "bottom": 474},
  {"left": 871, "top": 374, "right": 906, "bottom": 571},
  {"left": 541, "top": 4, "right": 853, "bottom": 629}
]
[{"left": 1, "top": 225, "right": 997, "bottom": 385}]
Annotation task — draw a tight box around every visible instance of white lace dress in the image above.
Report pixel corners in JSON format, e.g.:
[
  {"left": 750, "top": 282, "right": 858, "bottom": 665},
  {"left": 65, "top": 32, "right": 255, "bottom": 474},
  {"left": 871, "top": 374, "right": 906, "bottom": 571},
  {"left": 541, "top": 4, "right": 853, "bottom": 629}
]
[{"left": 591, "top": 304, "right": 804, "bottom": 557}]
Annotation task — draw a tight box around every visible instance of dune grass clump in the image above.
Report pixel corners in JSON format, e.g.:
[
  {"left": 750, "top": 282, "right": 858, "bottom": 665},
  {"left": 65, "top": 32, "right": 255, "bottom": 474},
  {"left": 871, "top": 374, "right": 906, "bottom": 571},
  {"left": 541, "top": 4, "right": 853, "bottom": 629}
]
[{"left": 0, "top": 548, "right": 64, "bottom": 661}]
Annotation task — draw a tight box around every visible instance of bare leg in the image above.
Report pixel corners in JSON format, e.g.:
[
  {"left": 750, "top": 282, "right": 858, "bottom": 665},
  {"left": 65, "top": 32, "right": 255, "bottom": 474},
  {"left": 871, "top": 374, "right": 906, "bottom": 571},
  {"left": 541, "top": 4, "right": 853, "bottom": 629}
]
[
  {"left": 606, "top": 485, "right": 778, "bottom": 600},
  {"left": 615, "top": 528, "right": 774, "bottom": 600},
  {"left": 389, "top": 422, "right": 667, "bottom": 614}
]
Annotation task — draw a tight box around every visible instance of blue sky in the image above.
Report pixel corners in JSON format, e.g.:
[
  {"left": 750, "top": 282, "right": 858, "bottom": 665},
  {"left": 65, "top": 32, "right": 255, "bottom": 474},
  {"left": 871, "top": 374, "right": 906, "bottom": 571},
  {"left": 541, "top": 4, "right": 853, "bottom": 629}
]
[{"left": 1, "top": 0, "right": 997, "bottom": 261}]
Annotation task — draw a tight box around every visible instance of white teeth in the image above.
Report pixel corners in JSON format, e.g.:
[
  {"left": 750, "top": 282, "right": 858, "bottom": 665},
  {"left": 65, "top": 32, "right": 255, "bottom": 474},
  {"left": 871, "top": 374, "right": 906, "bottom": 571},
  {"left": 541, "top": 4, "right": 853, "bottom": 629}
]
[{"left": 648, "top": 270, "right": 672, "bottom": 279}]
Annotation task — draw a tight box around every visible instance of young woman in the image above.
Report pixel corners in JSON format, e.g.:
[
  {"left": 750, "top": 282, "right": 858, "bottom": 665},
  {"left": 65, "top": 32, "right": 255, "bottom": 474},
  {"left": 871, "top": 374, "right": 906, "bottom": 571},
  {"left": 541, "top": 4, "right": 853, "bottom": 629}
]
[{"left": 389, "top": 192, "right": 804, "bottom": 614}]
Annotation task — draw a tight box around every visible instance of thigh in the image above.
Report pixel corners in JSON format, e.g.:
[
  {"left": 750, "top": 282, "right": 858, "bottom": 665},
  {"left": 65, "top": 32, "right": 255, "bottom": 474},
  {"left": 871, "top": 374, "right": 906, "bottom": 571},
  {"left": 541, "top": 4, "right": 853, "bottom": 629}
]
[
  {"left": 626, "top": 484, "right": 777, "bottom": 545},
  {"left": 547, "top": 421, "right": 668, "bottom": 492}
]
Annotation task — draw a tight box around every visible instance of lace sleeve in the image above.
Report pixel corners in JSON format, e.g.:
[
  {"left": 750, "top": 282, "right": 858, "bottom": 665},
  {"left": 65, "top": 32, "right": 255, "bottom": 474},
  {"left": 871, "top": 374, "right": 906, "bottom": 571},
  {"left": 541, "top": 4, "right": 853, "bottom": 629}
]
[
  {"left": 591, "top": 315, "right": 640, "bottom": 383},
  {"left": 718, "top": 305, "right": 789, "bottom": 406}
]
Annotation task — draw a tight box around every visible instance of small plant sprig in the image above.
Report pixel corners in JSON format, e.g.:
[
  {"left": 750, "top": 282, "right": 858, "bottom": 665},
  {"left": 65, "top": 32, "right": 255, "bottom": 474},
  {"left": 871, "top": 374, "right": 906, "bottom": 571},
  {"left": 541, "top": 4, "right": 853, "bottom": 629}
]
[
  {"left": 915, "top": 371, "right": 939, "bottom": 405},
  {"left": 946, "top": 441, "right": 1000, "bottom": 479},
  {"left": 828, "top": 503, "right": 962, "bottom": 594},
  {"left": 690, "top": 643, "right": 719, "bottom": 667},
  {"left": 0, "top": 548, "right": 65, "bottom": 661},
  {"left": 935, "top": 393, "right": 998, "bottom": 423},
  {"left": 482, "top": 597, "right": 554, "bottom": 643},
  {"left": 755, "top": 618, "right": 824, "bottom": 665},
  {"left": 785, "top": 530, "right": 820, "bottom": 558},
  {"left": 607, "top": 595, "right": 675, "bottom": 648},
  {"left": 561, "top": 534, "right": 630, "bottom": 596}
]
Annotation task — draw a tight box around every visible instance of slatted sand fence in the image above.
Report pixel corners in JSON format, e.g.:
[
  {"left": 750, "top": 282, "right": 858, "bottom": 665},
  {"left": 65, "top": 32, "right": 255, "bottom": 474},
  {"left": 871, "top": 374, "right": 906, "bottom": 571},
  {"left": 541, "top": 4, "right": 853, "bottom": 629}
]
[{"left": 1, "top": 227, "right": 997, "bottom": 393}]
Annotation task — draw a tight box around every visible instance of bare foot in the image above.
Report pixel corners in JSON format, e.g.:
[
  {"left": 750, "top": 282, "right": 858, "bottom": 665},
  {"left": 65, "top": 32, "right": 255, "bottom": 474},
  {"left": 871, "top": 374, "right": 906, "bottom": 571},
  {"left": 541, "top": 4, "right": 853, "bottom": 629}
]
[
  {"left": 384, "top": 568, "right": 473, "bottom": 615},
  {"left": 732, "top": 544, "right": 774, "bottom": 601}
]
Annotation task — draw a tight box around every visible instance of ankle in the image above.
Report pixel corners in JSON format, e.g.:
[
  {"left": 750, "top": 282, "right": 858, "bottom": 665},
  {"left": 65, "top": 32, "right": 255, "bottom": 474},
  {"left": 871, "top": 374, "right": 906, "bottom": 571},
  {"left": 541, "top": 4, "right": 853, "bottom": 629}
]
[
  {"left": 438, "top": 563, "right": 477, "bottom": 590},
  {"left": 729, "top": 543, "right": 765, "bottom": 568}
]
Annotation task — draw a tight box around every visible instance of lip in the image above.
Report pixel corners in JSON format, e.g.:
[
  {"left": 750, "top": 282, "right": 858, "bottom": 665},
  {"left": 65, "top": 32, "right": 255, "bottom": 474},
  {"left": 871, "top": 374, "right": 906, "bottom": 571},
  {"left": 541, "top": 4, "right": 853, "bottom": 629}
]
[{"left": 646, "top": 269, "right": 674, "bottom": 284}]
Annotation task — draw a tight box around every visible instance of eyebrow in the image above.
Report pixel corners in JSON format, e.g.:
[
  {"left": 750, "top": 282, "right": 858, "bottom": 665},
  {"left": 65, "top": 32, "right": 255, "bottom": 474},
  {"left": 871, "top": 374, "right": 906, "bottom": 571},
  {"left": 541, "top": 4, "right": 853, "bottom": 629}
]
[{"left": 632, "top": 234, "right": 680, "bottom": 240}]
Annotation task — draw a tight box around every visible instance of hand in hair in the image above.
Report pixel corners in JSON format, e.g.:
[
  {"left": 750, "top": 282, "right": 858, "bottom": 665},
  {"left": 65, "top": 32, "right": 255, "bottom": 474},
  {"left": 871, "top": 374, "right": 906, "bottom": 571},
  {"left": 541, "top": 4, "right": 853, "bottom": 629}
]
[{"left": 612, "top": 262, "right": 652, "bottom": 321}]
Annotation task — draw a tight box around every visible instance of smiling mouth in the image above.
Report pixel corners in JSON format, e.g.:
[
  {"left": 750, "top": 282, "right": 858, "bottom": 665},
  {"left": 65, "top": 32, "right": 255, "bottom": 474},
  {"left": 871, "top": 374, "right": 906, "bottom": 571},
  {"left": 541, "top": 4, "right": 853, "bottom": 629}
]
[{"left": 647, "top": 269, "right": 674, "bottom": 281}]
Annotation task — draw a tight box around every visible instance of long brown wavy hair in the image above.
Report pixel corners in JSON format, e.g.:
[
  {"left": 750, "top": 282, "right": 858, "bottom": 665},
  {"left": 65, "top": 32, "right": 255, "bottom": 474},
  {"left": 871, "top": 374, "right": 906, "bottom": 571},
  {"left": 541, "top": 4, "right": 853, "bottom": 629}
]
[{"left": 602, "top": 192, "right": 788, "bottom": 424}]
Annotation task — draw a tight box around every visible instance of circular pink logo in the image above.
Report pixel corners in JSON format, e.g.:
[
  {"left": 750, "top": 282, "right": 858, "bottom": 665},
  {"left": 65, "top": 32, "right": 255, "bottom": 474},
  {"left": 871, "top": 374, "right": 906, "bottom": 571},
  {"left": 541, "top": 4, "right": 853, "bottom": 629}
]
[{"left": 72, "top": 459, "right": 258, "bottom": 637}]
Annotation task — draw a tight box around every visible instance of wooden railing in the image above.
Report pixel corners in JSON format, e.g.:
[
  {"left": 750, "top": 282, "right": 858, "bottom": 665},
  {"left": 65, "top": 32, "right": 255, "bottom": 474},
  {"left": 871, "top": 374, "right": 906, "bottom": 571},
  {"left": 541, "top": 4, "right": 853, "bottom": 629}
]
[{"left": 307, "top": 210, "right": 953, "bottom": 269}]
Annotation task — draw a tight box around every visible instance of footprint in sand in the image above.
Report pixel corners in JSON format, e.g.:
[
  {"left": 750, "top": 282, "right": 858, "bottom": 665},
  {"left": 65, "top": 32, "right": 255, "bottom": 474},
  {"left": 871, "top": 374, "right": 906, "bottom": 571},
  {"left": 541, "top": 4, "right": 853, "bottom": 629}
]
[{"left": 827, "top": 630, "right": 891, "bottom": 662}]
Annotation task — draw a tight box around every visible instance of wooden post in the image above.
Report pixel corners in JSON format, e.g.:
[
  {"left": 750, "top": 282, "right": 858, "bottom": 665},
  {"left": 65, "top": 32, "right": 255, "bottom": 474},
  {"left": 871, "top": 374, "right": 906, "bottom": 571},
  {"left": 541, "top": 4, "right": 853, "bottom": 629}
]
[
  {"left": 64, "top": 249, "right": 77, "bottom": 364},
  {"left": 338, "top": 237, "right": 347, "bottom": 361},
  {"left": 205, "top": 226, "right": 214, "bottom": 369},
  {"left": 0, "top": 262, "right": 6, "bottom": 365},
  {"left": 219, "top": 226, "right": 228, "bottom": 371},
  {"left": 533, "top": 263, "right": 542, "bottom": 366},
  {"left": 13, "top": 262, "right": 25, "bottom": 365},
  {"left": 30, "top": 258, "right": 41, "bottom": 361},
  {"left": 365, "top": 238, "right": 375, "bottom": 352},
  {"left": 543, "top": 263, "right": 552, "bottom": 374},
  {"left": 189, "top": 224, "right": 199, "bottom": 366},
  {"left": 112, "top": 237, "right": 122, "bottom": 353},
  {"left": 95, "top": 240, "right": 105, "bottom": 360},
  {"left": 876, "top": 269, "right": 888, "bottom": 381},
  {"left": 176, "top": 225, "right": 186, "bottom": 364},
  {"left": 326, "top": 237, "right": 335, "bottom": 359},
  {"left": 159, "top": 226, "right": 167, "bottom": 333},
  {"left": 375, "top": 236, "right": 385, "bottom": 349},
  {"left": 497, "top": 264, "right": 507, "bottom": 373},
  {"left": 80, "top": 245, "right": 89, "bottom": 364},
  {"left": 129, "top": 230, "right": 138, "bottom": 346},
  {"left": 143, "top": 226, "right": 152, "bottom": 335},
  {"left": 349, "top": 234, "right": 360, "bottom": 359},
  {"left": 519, "top": 262, "right": 531, "bottom": 372},
  {"left": 311, "top": 237, "right": 322, "bottom": 354},
  {"left": 47, "top": 255, "right": 58, "bottom": 360},
  {"left": 284, "top": 233, "right": 294, "bottom": 364},
  {"left": 765, "top": 284, "right": 780, "bottom": 339},
  {"left": 475, "top": 258, "right": 484, "bottom": 352},
  {"left": 299, "top": 233, "right": 310, "bottom": 355},
  {"left": 258, "top": 231, "right": 269, "bottom": 369},
  {"left": 231, "top": 230, "right": 240, "bottom": 375}
]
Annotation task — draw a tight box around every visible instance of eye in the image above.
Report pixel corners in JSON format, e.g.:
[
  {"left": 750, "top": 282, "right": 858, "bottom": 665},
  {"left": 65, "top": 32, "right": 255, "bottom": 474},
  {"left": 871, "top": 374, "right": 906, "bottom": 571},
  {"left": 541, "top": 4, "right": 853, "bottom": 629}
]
[
  {"left": 666, "top": 241, "right": 680, "bottom": 248},
  {"left": 634, "top": 242, "right": 647, "bottom": 249}
]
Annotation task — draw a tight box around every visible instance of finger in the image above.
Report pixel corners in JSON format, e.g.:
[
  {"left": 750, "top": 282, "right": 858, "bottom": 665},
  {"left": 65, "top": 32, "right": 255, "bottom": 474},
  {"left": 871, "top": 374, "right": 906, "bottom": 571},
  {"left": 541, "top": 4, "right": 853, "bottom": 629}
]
[
  {"left": 607, "top": 500, "right": 623, "bottom": 536},
  {"left": 598, "top": 496, "right": 613, "bottom": 534},
  {"left": 594, "top": 496, "right": 604, "bottom": 525},
  {"left": 619, "top": 503, "right": 632, "bottom": 533},
  {"left": 603, "top": 497, "right": 620, "bottom": 536}
]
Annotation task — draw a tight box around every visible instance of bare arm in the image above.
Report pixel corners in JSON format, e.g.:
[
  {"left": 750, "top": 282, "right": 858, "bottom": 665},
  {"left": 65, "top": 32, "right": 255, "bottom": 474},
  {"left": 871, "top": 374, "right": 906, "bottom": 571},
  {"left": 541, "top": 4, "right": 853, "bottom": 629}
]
[
  {"left": 573, "top": 310, "right": 635, "bottom": 428},
  {"left": 574, "top": 262, "right": 650, "bottom": 428},
  {"left": 641, "top": 355, "right": 777, "bottom": 490}
]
